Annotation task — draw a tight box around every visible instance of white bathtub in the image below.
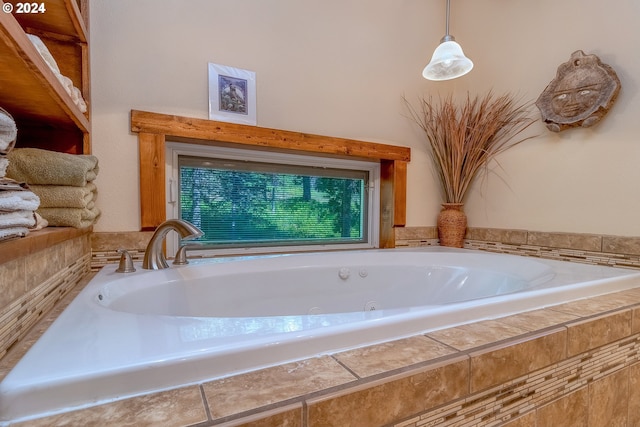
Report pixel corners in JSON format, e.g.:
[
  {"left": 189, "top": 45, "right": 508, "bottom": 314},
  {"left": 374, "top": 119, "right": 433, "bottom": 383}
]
[{"left": 2, "top": 247, "right": 640, "bottom": 423}]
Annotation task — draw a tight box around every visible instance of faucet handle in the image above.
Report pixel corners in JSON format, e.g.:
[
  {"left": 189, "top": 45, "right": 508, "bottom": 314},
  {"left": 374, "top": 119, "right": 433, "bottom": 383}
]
[
  {"left": 173, "top": 245, "right": 191, "bottom": 265},
  {"left": 173, "top": 244, "right": 202, "bottom": 265},
  {"left": 115, "top": 248, "right": 137, "bottom": 273}
]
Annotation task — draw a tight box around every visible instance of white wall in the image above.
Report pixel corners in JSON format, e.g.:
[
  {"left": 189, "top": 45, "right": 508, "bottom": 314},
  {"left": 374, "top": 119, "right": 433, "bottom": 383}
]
[{"left": 90, "top": 0, "right": 640, "bottom": 236}]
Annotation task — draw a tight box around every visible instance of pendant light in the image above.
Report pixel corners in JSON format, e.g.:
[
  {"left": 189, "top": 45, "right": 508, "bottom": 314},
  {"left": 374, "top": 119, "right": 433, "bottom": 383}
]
[{"left": 422, "top": 0, "right": 473, "bottom": 81}]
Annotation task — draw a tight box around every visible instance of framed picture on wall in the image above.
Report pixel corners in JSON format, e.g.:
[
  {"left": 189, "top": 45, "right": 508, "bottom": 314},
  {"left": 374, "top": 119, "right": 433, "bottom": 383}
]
[{"left": 208, "top": 63, "right": 257, "bottom": 125}]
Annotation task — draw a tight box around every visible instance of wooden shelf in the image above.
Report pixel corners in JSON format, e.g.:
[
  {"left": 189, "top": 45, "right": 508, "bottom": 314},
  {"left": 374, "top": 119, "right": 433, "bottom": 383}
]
[
  {"left": 5, "top": 0, "right": 87, "bottom": 42},
  {"left": 0, "top": 9, "right": 88, "bottom": 130},
  {"left": 0, "top": 227, "right": 91, "bottom": 264},
  {"left": 0, "top": 1, "right": 92, "bottom": 245},
  {"left": 0, "top": 0, "right": 90, "bottom": 154}
]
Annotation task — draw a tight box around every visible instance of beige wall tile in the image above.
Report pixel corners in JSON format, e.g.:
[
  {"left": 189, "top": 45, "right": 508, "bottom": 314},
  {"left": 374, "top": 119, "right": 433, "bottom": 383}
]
[
  {"left": 469, "top": 328, "right": 567, "bottom": 392},
  {"left": 603, "top": 235, "right": 640, "bottom": 256},
  {"left": 633, "top": 307, "right": 640, "bottom": 334},
  {"left": 12, "top": 386, "right": 207, "bottom": 427},
  {"left": 394, "top": 226, "right": 437, "bottom": 241},
  {"left": 216, "top": 403, "right": 302, "bottom": 427},
  {"left": 597, "top": 288, "right": 640, "bottom": 308},
  {"left": 598, "top": 288, "right": 640, "bottom": 308},
  {"left": 306, "top": 357, "right": 469, "bottom": 427},
  {"left": 588, "top": 368, "right": 628, "bottom": 427},
  {"left": 25, "top": 244, "right": 65, "bottom": 292},
  {"left": 495, "top": 308, "right": 579, "bottom": 331},
  {"left": 537, "top": 386, "right": 588, "bottom": 427},
  {"left": 203, "top": 356, "right": 356, "bottom": 419},
  {"left": 565, "top": 310, "right": 632, "bottom": 357},
  {"left": 465, "top": 227, "right": 528, "bottom": 245},
  {"left": 629, "top": 363, "right": 640, "bottom": 427},
  {"left": 0, "top": 257, "right": 25, "bottom": 308},
  {"left": 91, "top": 231, "right": 153, "bottom": 252},
  {"left": 0, "top": 235, "right": 89, "bottom": 305},
  {"left": 502, "top": 411, "right": 536, "bottom": 427},
  {"left": 527, "top": 231, "right": 602, "bottom": 251},
  {"left": 548, "top": 296, "right": 630, "bottom": 318},
  {"left": 426, "top": 319, "right": 529, "bottom": 351},
  {"left": 618, "top": 287, "right": 640, "bottom": 299},
  {"left": 67, "top": 235, "right": 91, "bottom": 266},
  {"left": 333, "top": 335, "right": 456, "bottom": 378}
]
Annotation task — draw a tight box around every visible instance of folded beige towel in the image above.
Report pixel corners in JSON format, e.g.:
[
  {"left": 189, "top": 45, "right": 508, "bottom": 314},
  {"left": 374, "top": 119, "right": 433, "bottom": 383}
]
[
  {"left": 7, "top": 148, "right": 99, "bottom": 187},
  {"left": 30, "top": 183, "right": 96, "bottom": 208},
  {"left": 38, "top": 206, "right": 100, "bottom": 228}
]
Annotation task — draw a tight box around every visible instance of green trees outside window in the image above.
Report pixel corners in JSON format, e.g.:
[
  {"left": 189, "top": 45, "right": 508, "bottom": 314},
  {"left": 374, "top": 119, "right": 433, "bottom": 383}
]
[{"left": 179, "top": 156, "right": 367, "bottom": 248}]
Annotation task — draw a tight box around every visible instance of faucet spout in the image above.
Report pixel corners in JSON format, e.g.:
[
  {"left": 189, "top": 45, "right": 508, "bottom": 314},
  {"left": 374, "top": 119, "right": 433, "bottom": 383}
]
[{"left": 142, "top": 219, "right": 203, "bottom": 270}]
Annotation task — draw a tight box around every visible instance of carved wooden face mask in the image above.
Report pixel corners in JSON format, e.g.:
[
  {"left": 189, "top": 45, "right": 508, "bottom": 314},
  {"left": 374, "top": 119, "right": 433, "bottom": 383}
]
[{"left": 536, "top": 50, "right": 620, "bottom": 132}]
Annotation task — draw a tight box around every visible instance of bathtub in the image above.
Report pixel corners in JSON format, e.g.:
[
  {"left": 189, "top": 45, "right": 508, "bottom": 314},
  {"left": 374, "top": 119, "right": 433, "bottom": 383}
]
[{"left": 2, "top": 247, "right": 640, "bottom": 423}]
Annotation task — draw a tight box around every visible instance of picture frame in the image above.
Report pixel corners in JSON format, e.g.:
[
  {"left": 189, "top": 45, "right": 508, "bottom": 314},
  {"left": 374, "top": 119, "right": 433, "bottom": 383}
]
[{"left": 208, "top": 63, "right": 257, "bottom": 125}]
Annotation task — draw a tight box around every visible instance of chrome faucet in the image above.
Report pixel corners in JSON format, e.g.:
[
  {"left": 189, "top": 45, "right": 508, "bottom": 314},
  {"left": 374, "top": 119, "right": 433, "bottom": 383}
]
[{"left": 142, "top": 219, "right": 204, "bottom": 270}]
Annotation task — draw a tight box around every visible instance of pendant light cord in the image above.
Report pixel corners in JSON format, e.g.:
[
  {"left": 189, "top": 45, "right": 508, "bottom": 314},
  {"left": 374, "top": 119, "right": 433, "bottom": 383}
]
[
  {"left": 441, "top": 0, "right": 454, "bottom": 42},
  {"left": 445, "top": 0, "right": 450, "bottom": 37}
]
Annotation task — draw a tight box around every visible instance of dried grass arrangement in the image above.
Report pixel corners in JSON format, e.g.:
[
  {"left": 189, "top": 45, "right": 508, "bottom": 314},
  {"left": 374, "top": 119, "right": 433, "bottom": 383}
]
[{"left": 405, "top": 91, "right": 537, "bottom": 204}]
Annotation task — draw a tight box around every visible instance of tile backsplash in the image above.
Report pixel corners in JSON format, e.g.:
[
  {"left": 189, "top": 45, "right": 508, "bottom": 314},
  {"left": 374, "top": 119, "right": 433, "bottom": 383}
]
[{"left": 395, "top": 226, "right": 640, "bottom": 270}]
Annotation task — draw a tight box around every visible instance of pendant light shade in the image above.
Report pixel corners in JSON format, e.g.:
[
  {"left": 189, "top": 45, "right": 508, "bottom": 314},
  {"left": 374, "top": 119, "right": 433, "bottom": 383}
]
[{"left": 422, "top": 0, "right": 473, "bottom": 81}]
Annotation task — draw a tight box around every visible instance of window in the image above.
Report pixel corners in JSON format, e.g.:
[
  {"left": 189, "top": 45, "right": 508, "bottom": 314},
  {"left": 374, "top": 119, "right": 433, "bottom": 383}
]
[{"left": 166, "top": 142, "right": 380, "bottom": 256}]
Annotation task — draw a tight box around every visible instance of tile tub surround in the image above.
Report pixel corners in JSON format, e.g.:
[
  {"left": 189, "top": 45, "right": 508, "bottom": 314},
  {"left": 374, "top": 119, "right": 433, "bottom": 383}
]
[
  {"left": 4, "top": 281, "right": 640, "bottom": 425},
  {"left": 91, "top": 227, "right": 640, "bottom": 271},
  {"left": 0, "top": 227, "right": 622, "bottom": 425},
  {"left": 0, "top": 230, "right": 91, "bottom": 360},
  {"left": 90, "top": 230, "right": 153, "bottom": 271},
  {"left": 395, "top": 226, "right": 640, "bottom": 270}
]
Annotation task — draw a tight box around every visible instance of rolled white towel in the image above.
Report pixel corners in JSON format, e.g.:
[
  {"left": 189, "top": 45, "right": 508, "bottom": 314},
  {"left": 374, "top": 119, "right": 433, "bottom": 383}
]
[
  {"left": 28, "top": 34, "right": 88, "bottom": 114},
  {"left": 57, "top": 74, "right": 74, "bottom": 96},
  {"left": 0, "top": 210, "right": 36, "bottom": 229},
  {"left": 56, "top": 75, "right": 87, "bottom": 113},
  {"left": 0, "top": 190, "right": 40, "bottom": 212},
  {"left": 27, "top": 34, "right": 61, "bottom": 74},
  {"left": 72, "top": 87, "right": 87, "bottom": 113}
]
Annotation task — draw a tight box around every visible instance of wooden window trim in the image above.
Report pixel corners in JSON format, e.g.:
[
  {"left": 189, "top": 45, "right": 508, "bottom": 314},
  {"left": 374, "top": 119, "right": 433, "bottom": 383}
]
[{"left": 130, "top": 110, "right": 409, "bottom": 248}]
